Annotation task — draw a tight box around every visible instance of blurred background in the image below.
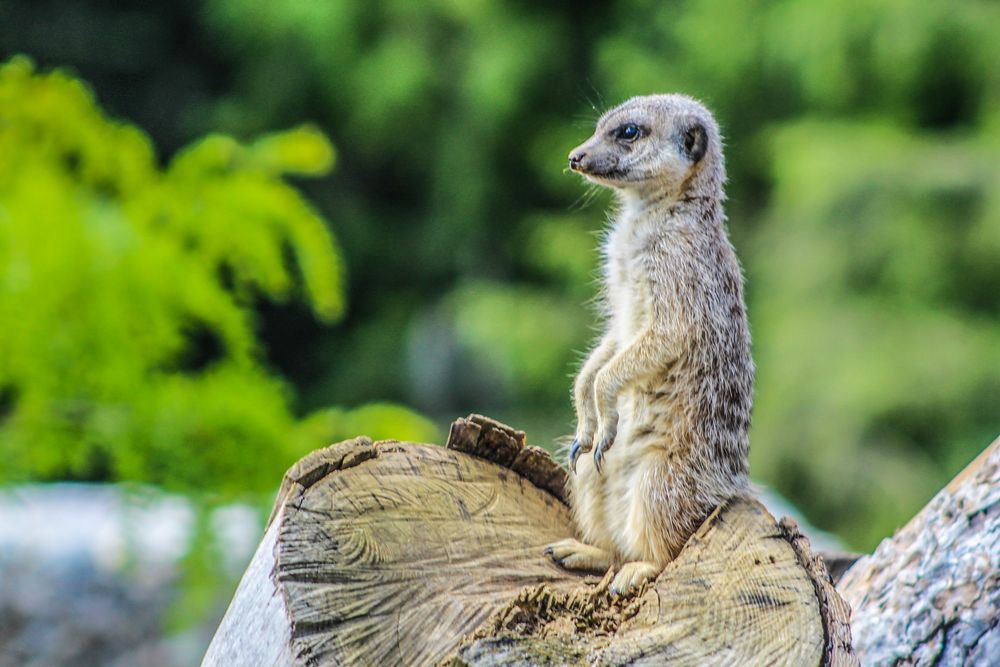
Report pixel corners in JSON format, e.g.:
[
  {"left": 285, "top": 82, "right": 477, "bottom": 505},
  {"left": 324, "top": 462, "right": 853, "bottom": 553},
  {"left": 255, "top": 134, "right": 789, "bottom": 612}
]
[{"left": 1, "top": 0, "right": 999, "bottom": 664}]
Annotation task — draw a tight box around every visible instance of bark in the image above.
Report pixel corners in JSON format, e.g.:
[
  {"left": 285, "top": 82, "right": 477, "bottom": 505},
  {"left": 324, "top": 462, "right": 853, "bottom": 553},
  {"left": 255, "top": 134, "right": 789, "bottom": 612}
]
[
  {"left": 202, "top": 415, "right": 855, "bottom": 666},
  {"left": 837, "top": 436, "right": 1000, "bottom": 666}
]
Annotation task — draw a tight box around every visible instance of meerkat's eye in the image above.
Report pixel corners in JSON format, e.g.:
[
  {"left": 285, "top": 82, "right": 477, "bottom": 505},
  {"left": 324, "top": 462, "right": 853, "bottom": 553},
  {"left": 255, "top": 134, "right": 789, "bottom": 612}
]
[{"left": 615, "top": 124, "right": 641, "bottom": 142}]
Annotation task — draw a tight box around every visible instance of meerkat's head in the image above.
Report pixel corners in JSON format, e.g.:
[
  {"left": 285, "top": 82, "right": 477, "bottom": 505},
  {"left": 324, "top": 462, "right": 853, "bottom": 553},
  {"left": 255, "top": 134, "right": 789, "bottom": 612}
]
[{"left": 568, "top": 94, "right": 724, "bottom": 201}]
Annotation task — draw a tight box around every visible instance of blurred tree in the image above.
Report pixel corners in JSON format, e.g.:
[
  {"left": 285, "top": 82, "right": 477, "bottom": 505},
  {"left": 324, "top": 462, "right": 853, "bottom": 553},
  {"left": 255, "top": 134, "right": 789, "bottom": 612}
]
[
  {"left": 591, "top": 0, "right": 1000, "bottom": 546},
  {"left": 750, "top": 120, "right": 1000, "bottom": 547},
  {"left": 0, "top": 58, "right": 437, "bottom": 493},
  {"left": 2, "top": 0, "right": 999, "bottom": 551}
]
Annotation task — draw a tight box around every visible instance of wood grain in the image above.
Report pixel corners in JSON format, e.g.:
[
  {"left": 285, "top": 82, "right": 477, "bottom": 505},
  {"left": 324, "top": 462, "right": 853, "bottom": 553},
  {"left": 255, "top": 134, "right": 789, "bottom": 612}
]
[
  {"left": 452, "top": 497, "right": 854, "bottom": 666},
  {"left": 201, "top": 519, "right": 294, "bottom": 667},
  {"left": 203, "top": 416, "right": 855, "bottom": 666},
  {"left": 277, "top": 439, "right": 581, "bottom": 666}
]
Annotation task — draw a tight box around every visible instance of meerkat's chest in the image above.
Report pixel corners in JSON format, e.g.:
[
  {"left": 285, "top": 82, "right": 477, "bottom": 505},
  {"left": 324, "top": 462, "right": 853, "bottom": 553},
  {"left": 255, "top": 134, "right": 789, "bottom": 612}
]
[{"left": 604, "top": 225, "right": 656, "bottom": 340}]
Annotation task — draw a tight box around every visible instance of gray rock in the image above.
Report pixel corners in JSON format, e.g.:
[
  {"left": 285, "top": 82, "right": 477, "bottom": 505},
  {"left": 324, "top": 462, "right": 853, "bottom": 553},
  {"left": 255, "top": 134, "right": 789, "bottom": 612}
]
[{"left": 0, "top": 484, "right": 260, "bottom": 667}]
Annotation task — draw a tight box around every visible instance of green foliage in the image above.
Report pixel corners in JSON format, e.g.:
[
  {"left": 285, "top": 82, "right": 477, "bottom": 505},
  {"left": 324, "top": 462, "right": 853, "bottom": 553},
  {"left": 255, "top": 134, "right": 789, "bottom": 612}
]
[
  {"left": 197, "top": 0, "right": 1000, "bottom": 547},
  {"left": 751, "top": 120, "right": 1000, "bottom": 546},
  {"left": 449, "top": 280, "right": 590, "bottom": 401},
  {"left": 3, "top": 0, "right": 1000, "bottom": 553},
  {"left": 588, "top": 0, "right": 1000, "bottom": 547},
  {"left": 0, "top": 57, "right": 437, "bottom": 493}
]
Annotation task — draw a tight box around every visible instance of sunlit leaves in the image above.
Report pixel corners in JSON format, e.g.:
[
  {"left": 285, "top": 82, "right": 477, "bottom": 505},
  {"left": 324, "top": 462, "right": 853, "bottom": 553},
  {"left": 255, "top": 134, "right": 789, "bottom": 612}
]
[
  {"left": 751, "top": 120, "right": 1000, "bottom": 547},
  {"left": 0, "top": 58, "right": 432, "bottom": 492},
  {"left": 145, "top": 0, "right": 1000, "bottom": 547}
]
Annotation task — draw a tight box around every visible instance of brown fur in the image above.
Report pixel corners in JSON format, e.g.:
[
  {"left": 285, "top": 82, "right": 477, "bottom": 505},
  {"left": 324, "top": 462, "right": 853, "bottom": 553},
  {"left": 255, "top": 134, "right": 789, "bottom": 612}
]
[{"left": 544, "top": 95, "right": 753, "bottom": 594}]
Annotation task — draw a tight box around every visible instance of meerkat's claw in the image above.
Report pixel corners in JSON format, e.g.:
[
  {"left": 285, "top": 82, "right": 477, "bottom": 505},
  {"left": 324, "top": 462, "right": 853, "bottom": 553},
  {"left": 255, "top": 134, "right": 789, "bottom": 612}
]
[
  {"left": 544, "top": 538, "right": 613, "bottom": 572},
  {"left": 609, "top": 560, "right": 662, "bottom": 596},
  {"left": 569, "top": 439, "right": 583, "bottom": 473},
  {"left": 569, "top": 435, "right": 594, "bottom": 473},
  {"left": 593, "top": 432, "right": 615, "bottom": 473}
]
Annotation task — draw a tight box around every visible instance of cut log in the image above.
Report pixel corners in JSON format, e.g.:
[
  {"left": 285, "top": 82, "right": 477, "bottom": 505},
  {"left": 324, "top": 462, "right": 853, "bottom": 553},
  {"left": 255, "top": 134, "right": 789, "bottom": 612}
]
[
  {"left": 202, "top": 415, "right": 855, "bottom": 666},
  {"left": 837, "top": 436, "right": 1000, "bottom": 665},
  {"left": 451, "top": 499, "right": 855, "bottom": 666}
]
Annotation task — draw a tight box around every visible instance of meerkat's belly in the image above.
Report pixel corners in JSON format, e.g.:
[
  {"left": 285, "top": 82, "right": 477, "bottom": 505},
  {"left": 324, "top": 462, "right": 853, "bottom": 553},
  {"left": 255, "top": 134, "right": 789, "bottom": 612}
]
[
  {"left": 616, "top": 383, "right": 684, "bottom": 449},
  {"left": 569, "top": 383, "right": 684, "bottom": 556},
  {"left": 601, "top": 389, "right": 689, "bottom": 563}
]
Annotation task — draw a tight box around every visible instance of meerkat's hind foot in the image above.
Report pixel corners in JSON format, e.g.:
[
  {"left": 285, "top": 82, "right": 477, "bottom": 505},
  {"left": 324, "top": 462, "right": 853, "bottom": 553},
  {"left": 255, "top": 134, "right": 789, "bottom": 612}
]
[
  {"left": 544, "top": 538, "right": 613, "bottom": 573},
  {"left": 609, "top": 560, "right": 662, "bottom": 595}
]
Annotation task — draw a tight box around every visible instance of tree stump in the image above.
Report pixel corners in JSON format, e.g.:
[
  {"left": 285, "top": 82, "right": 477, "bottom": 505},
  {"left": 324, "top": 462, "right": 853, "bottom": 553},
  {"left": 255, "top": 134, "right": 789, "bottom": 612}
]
[
  {"left": 202, "top": 415, "right": 855, "bottom": 666},
  {"left": 838, "top": 436, "right": 1000, "bottom": 665}
]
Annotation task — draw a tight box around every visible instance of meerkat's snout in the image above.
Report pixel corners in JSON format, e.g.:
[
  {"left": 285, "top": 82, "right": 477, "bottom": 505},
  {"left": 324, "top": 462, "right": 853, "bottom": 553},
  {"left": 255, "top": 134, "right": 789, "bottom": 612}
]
[{"left": 567, "top": 143, "right": 620, "bottom": 179}]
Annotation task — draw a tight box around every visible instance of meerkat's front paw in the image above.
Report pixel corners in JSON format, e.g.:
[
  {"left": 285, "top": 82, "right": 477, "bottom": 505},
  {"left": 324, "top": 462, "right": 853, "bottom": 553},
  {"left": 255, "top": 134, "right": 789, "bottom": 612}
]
[
  {"left": 569, "top": 438, "right": 585, "bottom": 472},
  {"left": 568, "top": 432, "right": 594, "bottom": 473},
  {"left": 543, "top": 538, "right": 613, "bottom": 573},
  {"left": 569, "top": 408, "right": 598, "bottom": 473},
  {"left": 610, "top": 560, "right": 661, "bottom": 595},
  {"left": 593, "top": 417, "right": 618, "bottom": 473}
]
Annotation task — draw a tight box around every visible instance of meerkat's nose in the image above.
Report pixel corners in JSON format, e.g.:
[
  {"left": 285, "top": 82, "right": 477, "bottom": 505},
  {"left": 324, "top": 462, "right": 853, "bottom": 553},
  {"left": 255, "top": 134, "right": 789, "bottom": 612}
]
[{"left": 569, "top": 150, "right": 587, "bottom": 171}]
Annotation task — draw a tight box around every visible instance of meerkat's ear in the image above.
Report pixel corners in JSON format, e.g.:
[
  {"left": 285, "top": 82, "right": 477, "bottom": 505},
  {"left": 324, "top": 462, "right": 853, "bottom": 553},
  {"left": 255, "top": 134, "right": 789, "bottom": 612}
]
[{"left": 682, "top": 121, "right": 708, "bottom": 163}]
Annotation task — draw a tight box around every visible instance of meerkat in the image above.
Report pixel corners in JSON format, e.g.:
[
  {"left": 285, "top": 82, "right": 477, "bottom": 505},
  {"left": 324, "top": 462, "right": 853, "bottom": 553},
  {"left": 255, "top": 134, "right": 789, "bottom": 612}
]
[{"left": 543, "top": 94, "right": 754, "bottom": 595}]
